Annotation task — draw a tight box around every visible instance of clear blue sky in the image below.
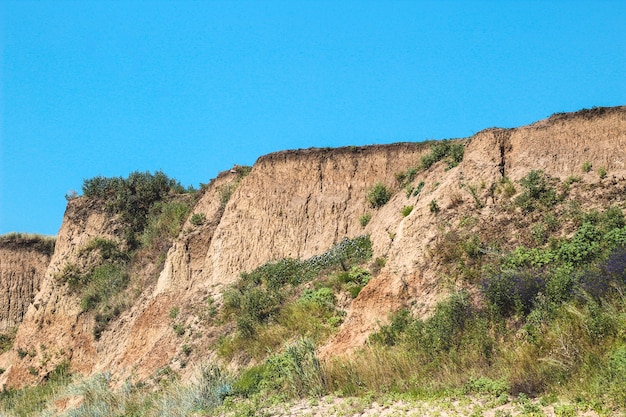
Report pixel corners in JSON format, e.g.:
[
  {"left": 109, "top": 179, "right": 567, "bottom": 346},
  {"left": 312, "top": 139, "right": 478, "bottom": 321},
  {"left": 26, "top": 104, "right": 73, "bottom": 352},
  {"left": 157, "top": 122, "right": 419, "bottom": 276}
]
[{"left": 1, "top": 1, "right": 624, "bottom": 236}]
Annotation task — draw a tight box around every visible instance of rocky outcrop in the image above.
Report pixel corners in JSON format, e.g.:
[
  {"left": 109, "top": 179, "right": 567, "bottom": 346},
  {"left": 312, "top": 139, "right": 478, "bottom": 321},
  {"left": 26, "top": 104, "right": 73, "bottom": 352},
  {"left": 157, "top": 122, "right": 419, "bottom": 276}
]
[{"left": 1, "top": 106, "right": 625, "bottom": 387}]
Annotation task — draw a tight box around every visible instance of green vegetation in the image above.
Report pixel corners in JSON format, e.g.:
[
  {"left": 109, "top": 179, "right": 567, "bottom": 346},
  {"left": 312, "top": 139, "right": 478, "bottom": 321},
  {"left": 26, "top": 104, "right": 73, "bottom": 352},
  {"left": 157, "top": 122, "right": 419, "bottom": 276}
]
[
  {"left": 54, "top": 238, "right": 131, "bottom": 339},
  {"left": 54, "top": 171, "right": 197, "bottom": 339},
  {"left": 0, "top": 361, "right": 70, "bottom": 417},
  {"left": 429, "top": 199, "right": 440, "bottom": 214},
  {"left": 0, "top": 328, "right": 16, "bottom": 353},
  {"left": 412, "top": 180, "right": 426, "bottom": 197},
  {"left": 219, "top": 165, "right": 253, "bottom": 209},
  {"left": 420, "top": 139, "right": 465, "bottom": 170},
  {"left": 366, "top": 182, "right": 392, "bottom": 208},
  {"left": 219, "top": 236, "right": 372, "bottom": 360},
  {"left": 395, "top": 167, "right": 419, "bottom": 187},
  {"left": 140, "top": 200, "right": 191, "bottom": 250},
  {"left": 395, "top": 140, "right": 464, "bottom": 191},
  {"left": 358, "top": 213, "right": 372, "bottom": 227},
  {"left": 5, "top": 167, "right": 626, "bottom": 416},
  {"left": 401, "top": 205, "right": 413, "bottom": 217},
  {"left": 514, "top": 170, "right": 558, "bottom": 213},
  {"left": 499, "top": 176, "right": 516, "bottom": 198},
  {"left": 598, "top": 166, "right": 607, "bottom": 179},
  {"left": 582, "top": 161, "right": 592, "bottom": 172},
  {"left": 82, "top": 170, "right": 187, "bottom": 248},
  {"left": 348, "top": 177, "right": 626, "bottom": 411},
  {"left": 465, "top": 183, "right": 484, "bottom": 209},
  {"left": 190, "top": 212, "right": 206, "bottom": 226}
]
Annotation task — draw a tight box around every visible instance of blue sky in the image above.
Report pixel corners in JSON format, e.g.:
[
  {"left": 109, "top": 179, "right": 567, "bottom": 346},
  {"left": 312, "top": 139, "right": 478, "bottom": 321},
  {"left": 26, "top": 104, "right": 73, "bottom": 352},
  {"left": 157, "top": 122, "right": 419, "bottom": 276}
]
[{"left": 1, "top": 1, "right": 624, "bottom": 236}]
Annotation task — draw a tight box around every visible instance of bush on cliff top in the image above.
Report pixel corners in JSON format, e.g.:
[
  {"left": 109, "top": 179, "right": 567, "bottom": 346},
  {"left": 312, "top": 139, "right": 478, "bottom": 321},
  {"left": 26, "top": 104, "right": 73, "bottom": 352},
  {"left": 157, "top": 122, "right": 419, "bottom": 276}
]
[{"left": 82, "top": 170, "right": 186, "bottom": 246}]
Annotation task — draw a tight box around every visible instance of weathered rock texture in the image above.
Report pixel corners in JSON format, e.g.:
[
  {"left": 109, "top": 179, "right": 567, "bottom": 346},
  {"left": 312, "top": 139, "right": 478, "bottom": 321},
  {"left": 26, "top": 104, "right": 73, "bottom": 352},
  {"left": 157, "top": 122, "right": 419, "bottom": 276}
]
[
  {"left": 0, "top": 235, "right": 54, "bottom": 332},
  {"left": 1, "top": 106, "right": 625, "bottom": 388}
]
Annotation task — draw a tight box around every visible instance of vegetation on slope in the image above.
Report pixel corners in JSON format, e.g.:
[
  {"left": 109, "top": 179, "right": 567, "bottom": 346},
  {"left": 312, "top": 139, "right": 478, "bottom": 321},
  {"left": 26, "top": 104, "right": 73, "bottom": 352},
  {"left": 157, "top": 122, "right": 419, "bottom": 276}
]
[
  {"left": 219, "top": 235, "right": 373, "bottom": 361},
  {"left": 3, "top": 161, "right": 626, "bottom": 416},
  {"left": 55, "top": 171, "right": 198, "bottom": 339}
]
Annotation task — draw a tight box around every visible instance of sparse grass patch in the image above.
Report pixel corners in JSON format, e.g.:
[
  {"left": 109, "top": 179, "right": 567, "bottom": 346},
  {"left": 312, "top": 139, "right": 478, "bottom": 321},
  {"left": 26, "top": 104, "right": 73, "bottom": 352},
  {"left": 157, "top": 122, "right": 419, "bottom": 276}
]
[
  {"left": 0, "top": 328, "right": 16, "bottom": 353},
  {"left": 140, "top": 199, "right": 192, "bottom": 250},
  {"left": 359, "top": 213, "right": 372, "bottom": 227},
  {"left": 401, "top": 205, "right": 413, "bottom": 217},
  {"left": 0, "top": 233, "right": 56, "bottom": 255}
]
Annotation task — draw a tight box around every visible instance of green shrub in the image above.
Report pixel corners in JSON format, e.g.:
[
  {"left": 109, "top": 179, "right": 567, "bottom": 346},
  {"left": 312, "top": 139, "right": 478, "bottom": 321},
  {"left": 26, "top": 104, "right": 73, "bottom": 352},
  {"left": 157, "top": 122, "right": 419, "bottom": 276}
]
[
  {"left": 598, "top": 166, "right": 607, "bottom": 179},
  {"left": 401, "top": 205, "right": 413, "bottom": 217},
  {"left": 514, "top": 170, "right": 558, "bottom": 213},
  {"left": 218, "top": 184, "right": 236, "bottom": 208},
  {"left": 372, "top": 292, "right": 475, "bottom": 355},
  {"left": 359, "top": 213, "right": 372, "bottom": 227},
  {"left": 395, "top": 167, "right": 418, "bottom": 187},
  {"left": 223, "top": 236, "right": 372, "bottom": 338},
  {"left": 421, "top": 140, "right": 464, "bottom": 170},
  {"left": 17, "top": 347, "right": 28, "bottom": 359},
  {"left": 232, "top": 364, "right": 266, "bottom": 397},
  {"left": 190, "top": 212, "right": 206, "bottom": 226},
  {"left": 582, "top": 161, "right": 592, "bottom": 172},
  {"left": 173, "top": 323, "right": 185, "bottom": 337},
  {"left": 413, "top": 291, "right": 473, "bottom": 353},
  {"left": 564, "top": 175, "right": 581, "bottom": 186},
  {"left": 328, "top": 266, "right": 372, "bottom": 298},
  {"left": 500, "top": 177, "right": 516, "bottom": 198},
  {"left": 481, "top": 269, "right": 544, "bottom": 316},
  {"left": 366, "top": 183, "right": 392, "bottom": 208},
  {"left": 369, "top": 308, "right": 412, "bottom": 346},
  {"left": 429, "top": 199, "right": 440, "bottom": 214},
  {"left": 413, "top": 181, "right": 425, "bottom": 196},
  {"left": 55, "top": 258, "right": 130, "bottom": 339},
  {"left": 263, "top": 338, "right": 324, "bottom": 398},
  {"left": 82, "top": 171, "right": 187, "bottom": 247},
  {"left": 79, "top": 237, "right": 127, "bottom": 261},
  {"left": 299, "top": 287, "right": 336, "bottom": 308},
  {"left": 79, "top": 263, "right": 129, "bottom": 312}
]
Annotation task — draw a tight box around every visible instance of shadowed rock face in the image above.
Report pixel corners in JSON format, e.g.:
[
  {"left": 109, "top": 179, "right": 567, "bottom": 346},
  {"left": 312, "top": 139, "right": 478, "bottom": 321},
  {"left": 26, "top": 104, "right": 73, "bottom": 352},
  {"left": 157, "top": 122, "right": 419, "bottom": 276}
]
[
  {"left": 0, "top": 235, "right": 54, "bottom": 332},
  {"left": 1, "top": 106, "right": 625, "bottom": 387}
]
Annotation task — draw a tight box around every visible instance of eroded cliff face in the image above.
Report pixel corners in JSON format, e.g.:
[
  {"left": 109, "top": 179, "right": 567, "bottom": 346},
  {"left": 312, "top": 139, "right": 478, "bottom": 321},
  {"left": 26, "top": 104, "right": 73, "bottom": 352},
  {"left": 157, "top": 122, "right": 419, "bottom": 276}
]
[
  {"left": 0, "top": 235, "right": 54, "bottom": 332},
  {"left": 1, "top": 106, "right": 625, "bottom": 388},
  {"left": 0, "top": 200, "right": 124, "bottom": 386}
]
